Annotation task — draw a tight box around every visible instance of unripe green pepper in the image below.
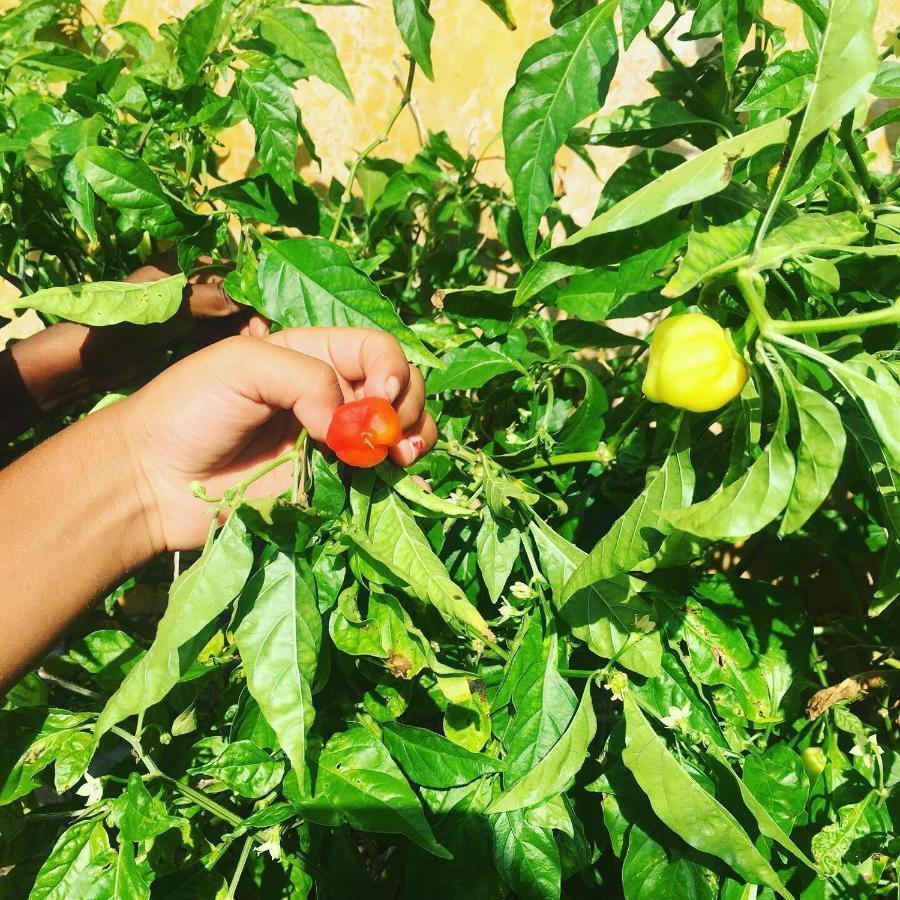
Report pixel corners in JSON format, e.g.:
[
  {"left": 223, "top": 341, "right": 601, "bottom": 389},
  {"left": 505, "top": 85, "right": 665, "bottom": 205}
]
[
  {"left": 642, "top": 313, "right": 749, "bottom": 413},
  {"left": 801, "top": 746, "right": 827, "bottom": 781}
]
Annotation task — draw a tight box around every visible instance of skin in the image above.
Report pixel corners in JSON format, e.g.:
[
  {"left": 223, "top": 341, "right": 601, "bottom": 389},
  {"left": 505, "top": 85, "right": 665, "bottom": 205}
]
[
  {"left": 0, "top": 269, "right": 436, "bottom": 688},
  {"left": 0, "top": 253, "right": 270, "bottom": 443}
]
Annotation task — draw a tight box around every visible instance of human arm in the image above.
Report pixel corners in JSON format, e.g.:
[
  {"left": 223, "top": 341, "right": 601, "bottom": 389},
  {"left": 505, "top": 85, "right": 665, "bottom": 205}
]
[
  {"left": 0, "top": 327, "right": 435, "bottom": 688},
  {"left": 0, "top": 256, "right": 268, "bottom": 443}
]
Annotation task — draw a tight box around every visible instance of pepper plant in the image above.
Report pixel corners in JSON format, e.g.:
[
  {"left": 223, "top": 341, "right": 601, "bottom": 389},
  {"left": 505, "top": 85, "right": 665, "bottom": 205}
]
[{"left": 1, "top": 0, "right": 900, "bottom": 896}]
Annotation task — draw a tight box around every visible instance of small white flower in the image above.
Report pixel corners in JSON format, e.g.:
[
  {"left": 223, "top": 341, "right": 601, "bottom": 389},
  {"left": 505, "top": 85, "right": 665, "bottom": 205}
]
[
  {"left": 75, "top": 773, "right": 103, "bottom": 807},
  {"left": 471, "top": 639, "right": 485, "bottom": 655},
  {"left": 448, "top": 490, "right": 466, "bottom": 504},
  {"left": 633, "top": 614, "right": 656, "bottom": 634},
  {"left": 518, "top": 408, "right": 532, "bottom": 422},
  {"left": 256, "top": 840, "right": 281, "bottom": 861},
  {"left": 510, "top": 582, "right": 532, "bottom": 600},
  {"left": 850, "top": 733, "right": 884, "bottom": 757},
  {"left": 660, "top": 703, "right": 691, "bottom": 729}
]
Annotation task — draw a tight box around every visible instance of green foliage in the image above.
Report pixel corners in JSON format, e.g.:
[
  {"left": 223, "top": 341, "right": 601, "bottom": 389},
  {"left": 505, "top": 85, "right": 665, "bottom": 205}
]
[{"left": 1, "top": 0, "right": 899, "bottom": 897}]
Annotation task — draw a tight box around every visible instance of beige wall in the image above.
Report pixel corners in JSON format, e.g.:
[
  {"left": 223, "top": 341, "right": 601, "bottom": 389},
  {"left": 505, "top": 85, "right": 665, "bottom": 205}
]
[{"left": 99, "top": 0, "right": 899, "bottom": 227}]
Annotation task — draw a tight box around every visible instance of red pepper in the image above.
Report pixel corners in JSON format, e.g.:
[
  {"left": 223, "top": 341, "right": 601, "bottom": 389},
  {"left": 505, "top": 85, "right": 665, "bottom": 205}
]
[{"left": 326, "top": 397, "right": 403, "bottom": 468}]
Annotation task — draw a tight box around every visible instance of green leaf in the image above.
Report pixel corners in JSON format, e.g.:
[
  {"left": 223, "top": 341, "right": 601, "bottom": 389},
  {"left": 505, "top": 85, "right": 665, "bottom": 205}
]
[
  {"left": 665, "top": 404, "right": 796, "bottom": 540},
  {"left": 95, "top": 514, "right": 253, "bottom": 739},
  {"left": 622, "top": 823, "right": 716, "bottom": 900},
  {"left": 620, "top": 0, "right": 665, "bottom": 48},
  {"left": 530, "top": 518, "right": 663, "bottom": 677},
  {"left": 115, "top": 772, "right": 185, "bottom": 842},
  {"left": 176, "top": 0, "right": 225, "bottom": 81},
  {"left": 375, "top": 463, "right": 475, "bottom": 518},
  {"left": 779, "top": 373, "right": 845, "bottom": 535},
  {"left": 664, "top": 212, "right": 865, "bottom": 297},
  {"left": 427, "top": 343, "right": 521, "bottom": 392},
  {"left": 74, "top": 146, "right": 202, "bottom": 239},
  {"left": 234, "top": 552, "right": 321, "bottom": 781},
  {"left": 736, "top": 50, "right": 816, "bottom": 112},
  {"left": 210, "top": 174, "right": 320, "bottom": 230},
  {"left": 381, "top": 721, "right": 503, "bottom": 788},
  {"left": 256, "top": 7, "right": 353, "bottom": 100},
  {"left": 699, "top": 742, "right": 816, "bottom": 871},
  {"left": 622, "top": 696, "right": 792, "bottom": 898},
  {"left": 53, "top": 731, "right": 93, "bottom": 793},
  {"left": 294, "top": 726, "right": 451, "bottom": 858},
  {"left": 28, "top": 820, "right": 114, "bottom": 900},
  {"left": 563, "top": 420, "right": 694, "bottom": 584},
  {"left": 6, "top": 275, "right": 186, "bottom": 326},
  {"left": 491, "top": 809, "right": 561, "bottom": 900},
  {"left": 811, "top": 793, "right": 876, "bottom": 877},
  {"left": 111, "top": 842, "right": 149, "bottom": 900},
  {"left": 256, "top": 237, "right": 439, "bottom": 367},
  {"left": 238, "top": 66, "right": 298, "bottom": 197},
  {"left": 503, "top": 0, "right": 618, "bottom": 252},
  {"left": 494, "top": 615, "right": 578, "bottom": 782},
  {"left": 0, "top": 708, "right": 92, "bottom": 804},
  {"left": 835, "top": 354, "right": 900, "bottom": 471},
  {"left": 392, "top": 0, "right": 434, "bottom": 80},
  {"left": 196, "top": 740, "right": 285, "bottom": 798},
  {"left": 478, "top": 0, "right": 516, "bottom": 28},
  {"left": 761, "top": 0, "right": 878, "bottom": 231},
  {"left": 475, "top": 513, "right": 521, "bottom": 603},
  {"left": 742, "top": 745, "right": 809, "bottom": 835},
  {"left": 350, "top": 492, "right": 493, "bottom": 638},
  {"left": 585, "top": 98, "right": 717, "bottom": 148},
  {"left": 559, "top": 118, "right": 790, "bottom": 250},
  {"left": 111, "top": 842, "right": 148, "bottom": 900},
  {"left": 488, "top": 677, "right": 596, "bottom": 814}
]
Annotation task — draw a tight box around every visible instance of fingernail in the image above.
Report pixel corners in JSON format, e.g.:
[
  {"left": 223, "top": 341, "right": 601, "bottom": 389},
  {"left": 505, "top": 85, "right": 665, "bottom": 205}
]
[
  {"left": 385, "top": 375, "right": 401, "bottom": 401},
  {"left": 397, "top": 436, "right": 425, "bottom": 462}
]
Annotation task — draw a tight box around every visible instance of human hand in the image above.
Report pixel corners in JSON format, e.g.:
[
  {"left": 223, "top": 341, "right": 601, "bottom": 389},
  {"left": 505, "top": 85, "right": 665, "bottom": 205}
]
[
  {"left": 122, "top": 327, "right": 437, "bottom": 552},
  {"left": 1, "top": 253, "right": 268, "bottom": 435}
]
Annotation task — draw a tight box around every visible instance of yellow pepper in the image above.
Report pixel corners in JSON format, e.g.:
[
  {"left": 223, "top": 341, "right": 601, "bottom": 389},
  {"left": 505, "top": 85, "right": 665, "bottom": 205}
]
[{"left": 642, "top": 313, "right": 749, "bottom": 413}]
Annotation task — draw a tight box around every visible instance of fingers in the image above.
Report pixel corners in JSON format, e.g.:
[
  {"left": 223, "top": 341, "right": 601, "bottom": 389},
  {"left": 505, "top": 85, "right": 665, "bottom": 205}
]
[
  {"left": 242, "top": 315, "right": 270, "bottom": 338},
  {"left": 272, "top": 328, "right": 412, "bottom": 402},
  {"left": 222, "top": 336, "right": 344, "bottom": 442},
  {"left": 393, "top": 365, "right": 426, "bottom": 430},
  {"left": 389, "top": 412, "right": 438, "bottom": 467}
]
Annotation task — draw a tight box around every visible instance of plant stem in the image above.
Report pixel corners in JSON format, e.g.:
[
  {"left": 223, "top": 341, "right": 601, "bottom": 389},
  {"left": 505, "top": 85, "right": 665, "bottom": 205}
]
[
  {"left": 512, "top": 450, "right": 611, "bottom": 473},
  {"left": 226, "top": 836, "right": 254, "bottom": 900},
  {"left": 435, "top": 440, "right": 479, "bottom": 465},
  {"left": 37, "top": 667, "right": 101, "bottom": 699},
  {"left": 110, "top": 726, "right": 248, "bottom": 830},
  {"left": 838, "top": 113, "right": 880, "bottom": 205},
  {"left": 329, "top": 58, "right": 417, "bottom": 241},
  {"left": 768, "top": 299, "right": 900, "bottom": 334},
  {"left": 560, "top": 668, "right": 596, "bottom": 678},
  {"left": 735, "top": 267, "right": 772, "bottom": 330}
]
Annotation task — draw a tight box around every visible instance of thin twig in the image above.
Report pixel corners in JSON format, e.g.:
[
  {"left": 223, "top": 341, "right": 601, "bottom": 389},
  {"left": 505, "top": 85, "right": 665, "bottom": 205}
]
[{"left": 329, "top": 58, "right": 418, "bottom": 242}]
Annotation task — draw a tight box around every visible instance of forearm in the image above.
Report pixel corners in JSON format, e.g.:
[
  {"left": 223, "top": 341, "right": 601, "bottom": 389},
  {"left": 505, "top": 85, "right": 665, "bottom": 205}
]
[
  {"left": 0, "top": 401, "right": 158, "bottom": 688},
  {"left": 0, "top": 324, "right": 91, "bottom": 442}
]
